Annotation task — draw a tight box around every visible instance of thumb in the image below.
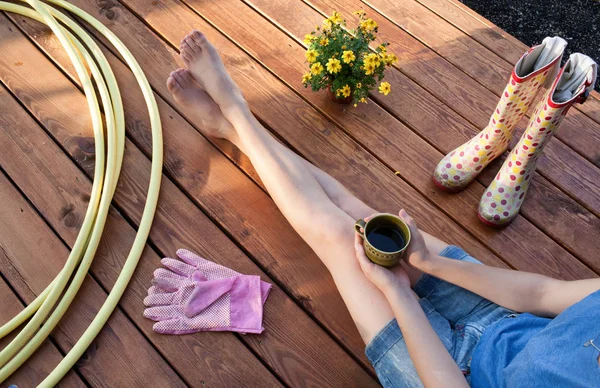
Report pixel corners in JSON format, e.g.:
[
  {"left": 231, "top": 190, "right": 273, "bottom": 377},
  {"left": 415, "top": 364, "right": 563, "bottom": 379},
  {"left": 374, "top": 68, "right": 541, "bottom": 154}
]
[{"left": 399, "top": 209, "right": 418, "bottom": 234}]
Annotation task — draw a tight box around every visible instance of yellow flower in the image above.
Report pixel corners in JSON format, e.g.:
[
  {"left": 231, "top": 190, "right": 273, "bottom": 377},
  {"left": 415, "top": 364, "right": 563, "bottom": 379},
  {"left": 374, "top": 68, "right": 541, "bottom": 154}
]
[
  {"left": 342, "top": 45, "right": 346, "bottom": 49},
  {"left": 339, "top": 84, "right": 351, "bottom": 98},
  {"left": 302, "top": 73, "right": 312, "bottom": 83},
  {"left": 386, "top": 53, "right": 398, "bottom": 65},
  {"left": 310, "top": 62, "right": 324, "bottom": 75},
  {"left": 363, "top": 53, "right": 378, "bottom": 66},
  {"left": 326, "top": 57, "right": 342, "bottom": 74},
  {"left": 378, "top": 44, "right": 387, "bottom": 52},
  {"left": 323, "top": 18, "right": 332, "bottom": 29},
  {"left": 305, "top": 49, "right": 318, "bottom": 63},
  {"left": 356, "top": 82, "right": 362, "bottom": 88},
  {"left": 353, "top": 10, "right": 366, "bottom": 18},
  {"left": 364, "top": 63, "right": 376, "bottom": 75},
  {"left": 342, "top": 50, "right": 356, "bottom": 63},
  {"left": 360, "top": 18, "right": 377, "bottom": 31},
  {"left": 360, "top": 97, "right": 367, "bottom": 104},
  {"left": 320, "top": 37, "right": 329, "bottom": 46},
  {"left": 373, "top": 56, "right": 382, "bottom": 68},
  {"left": 329, "top": 11, "right": 343, "bottom": 24},
  {"left": 378, "top": 81, "right": 391, "bottom": 96},
  {"left": 304, "top": 34, "right": 315, "bottom": 45}
]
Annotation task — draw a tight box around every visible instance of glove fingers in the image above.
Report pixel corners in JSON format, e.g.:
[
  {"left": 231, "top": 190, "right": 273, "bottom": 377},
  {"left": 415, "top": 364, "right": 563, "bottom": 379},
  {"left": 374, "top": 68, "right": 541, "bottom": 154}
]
[
  {"left": 147, "top": 285, "right": 169, "bottom": 295},
  {"left": 154, "top": 268, "right": 185, "bottom": 281},
  {"left": 143, "top": 305, "right": 181, "bottom": 321},
  {"left": 153, "top": 318, "right": 196, "bottom": 335},
  {"left": 144, "top": 291, "right": 175, "bottom": 307},
  {"left": 176, "top": 249, "right": 205, "bottom": 266},
  {"left": 161, "top": 257, "right": 196, "bottom": 277}
]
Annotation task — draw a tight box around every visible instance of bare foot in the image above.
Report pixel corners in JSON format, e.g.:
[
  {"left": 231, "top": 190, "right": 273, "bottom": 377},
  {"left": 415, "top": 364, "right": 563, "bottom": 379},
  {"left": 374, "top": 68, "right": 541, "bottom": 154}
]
[
  {"left": 179, "top": 30, "right": 246, "bottom": 117},
  {"left": 166, "top": 68, "right": 234, "bottom": 140}
]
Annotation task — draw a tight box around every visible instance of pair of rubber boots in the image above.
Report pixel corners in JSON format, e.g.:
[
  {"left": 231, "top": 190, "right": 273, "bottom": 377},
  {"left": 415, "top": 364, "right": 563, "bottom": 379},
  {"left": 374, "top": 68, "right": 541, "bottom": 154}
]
[{"left": 433, "top": 37, "right": 597, "bottom": 227}]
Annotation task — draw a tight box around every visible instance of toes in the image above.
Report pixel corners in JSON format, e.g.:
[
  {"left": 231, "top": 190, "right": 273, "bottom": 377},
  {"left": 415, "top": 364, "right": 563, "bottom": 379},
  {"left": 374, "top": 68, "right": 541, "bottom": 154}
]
[
  {"left": 166, "top": 74, "right": 179, "bottom": 92},
  {"left": 182, "top": 37, "right": 199, "bottom": 54},
  {"left": 172, "top": 71, "right": 187, "bottom": 88},
  {"left": 179, "top": 69, "right": 195, "bottom": 84},
  {"left": 190, "top": 30, "right": 207, "bottom": 47},
  {"left": 180, "top": 41, "right": 194, "bottom": 61}
]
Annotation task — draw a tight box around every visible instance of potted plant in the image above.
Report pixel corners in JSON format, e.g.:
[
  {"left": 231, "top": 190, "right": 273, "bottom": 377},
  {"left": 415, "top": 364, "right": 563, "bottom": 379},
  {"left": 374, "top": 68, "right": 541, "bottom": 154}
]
[{"left": 302, "top": 10, "right": 397, "bottom": 107}]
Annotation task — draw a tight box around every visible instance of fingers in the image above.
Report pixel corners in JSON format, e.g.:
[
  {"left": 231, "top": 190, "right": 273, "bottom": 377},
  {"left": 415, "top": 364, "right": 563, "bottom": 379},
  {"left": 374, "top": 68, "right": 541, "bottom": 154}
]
[
  {"left": 399, "top": 209, "right": 419, "bottom": 235},
  {"left": 161, "top": 257, "right": 196, "bottom": 277},
  {"left": 354, "top": 232, "right": 370, "bottom": 270},
  {"left": 154, "top": 267, "right": 186, "bottom": 281},
  {"left": 143, "top": 305, "right": 181, "bottom": 321},
  {"left": 152, "top": 268, "right": 187, "bottom": 292},
  {"left": 153, "top": 318, "right": 197, "bottom": 335},
  {"left": 144, "top": 292, "right": 175, "bottom": 307},
  {"left": 176, "top": 248, "right": 204, "bottom": 266}
]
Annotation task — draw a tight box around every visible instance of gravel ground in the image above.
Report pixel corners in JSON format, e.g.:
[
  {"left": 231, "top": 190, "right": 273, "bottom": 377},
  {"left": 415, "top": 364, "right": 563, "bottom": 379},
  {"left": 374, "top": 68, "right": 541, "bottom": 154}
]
[{"left": 459, "top": 0, "right": 600, "bottom": 91}]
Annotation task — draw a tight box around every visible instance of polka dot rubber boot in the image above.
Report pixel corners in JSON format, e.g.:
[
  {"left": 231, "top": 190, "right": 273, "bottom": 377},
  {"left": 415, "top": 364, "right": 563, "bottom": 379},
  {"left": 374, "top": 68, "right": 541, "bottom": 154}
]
[
  {"left": 479, "top": 53, "right": 597, "bottom": 227},
  {"left": 433, "top": 37, "right": 567, "bottom": 192}
]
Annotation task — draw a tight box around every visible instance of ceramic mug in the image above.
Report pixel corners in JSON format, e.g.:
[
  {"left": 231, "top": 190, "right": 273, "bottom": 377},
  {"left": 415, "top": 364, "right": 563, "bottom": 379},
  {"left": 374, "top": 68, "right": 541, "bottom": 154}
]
[{"left": 355, "top": 213, "right": 411, "bottom": 267}]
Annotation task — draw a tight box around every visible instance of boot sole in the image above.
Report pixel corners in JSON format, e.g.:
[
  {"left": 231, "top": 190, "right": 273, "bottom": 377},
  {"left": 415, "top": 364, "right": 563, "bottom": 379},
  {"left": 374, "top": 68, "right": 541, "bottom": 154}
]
[
  {"left": 477, "top": 212, "right": 515, "bottom": 228},
  {"left": 431, "top": 175, "right": 465, "bottom": 193}
]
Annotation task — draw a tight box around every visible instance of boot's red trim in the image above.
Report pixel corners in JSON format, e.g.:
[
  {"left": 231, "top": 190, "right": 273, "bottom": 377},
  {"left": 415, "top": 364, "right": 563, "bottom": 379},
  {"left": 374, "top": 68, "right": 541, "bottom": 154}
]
[
  {"left": 477, "top": 212, "right": 510, "bottom": 228},
  {"left": 511, "top": 51, "right": 562, "bottom": 84},
  {"left": 547, "top": 73, "right": 592, "bottom": 108}
]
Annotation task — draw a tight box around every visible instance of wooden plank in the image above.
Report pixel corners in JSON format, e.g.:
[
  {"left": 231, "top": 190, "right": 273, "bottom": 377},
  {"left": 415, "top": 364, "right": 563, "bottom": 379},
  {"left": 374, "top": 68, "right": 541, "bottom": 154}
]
[
  {"left": 201, "top": 0, "right": 600, "bottom": 271},
  {"left": 187, "top": 0, "right": 600, "bottom": 266},
  {"left": 5, "top": 0, "right": 515, "bottom": 365},
  {"left": 0, "top": 262, "right": 85, "bottom": 387},
  {"left": 0, "top": 163, "right": 186, "bottom": 387},
  {"left": 416, "top": 0, "right": 600, "bottom": 126},
  {"left": 302, "top": 0, "right": 600, "bottom": 212},
  {"left": 0, "top": 16, "right": 378, "bottom": 385},
  {"left": 362, "top": 0, "right": 600, "bottom": 168},
  {"left": 73, "top": 0, "right": 599, "bottom": 277},
  {"left": 0, "top": 90, "right": 284, "bottom": 387},
  {"left": 104, "top": 0, "right": 598, "bottom": 276}
]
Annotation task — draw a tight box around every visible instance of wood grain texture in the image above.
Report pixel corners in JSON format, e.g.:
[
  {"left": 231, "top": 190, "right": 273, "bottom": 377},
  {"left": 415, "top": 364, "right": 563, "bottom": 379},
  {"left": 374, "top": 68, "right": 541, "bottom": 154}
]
[
  {"left": 96, "top": 0, "right": 592, "bottom": 280},
  {"left": 363, "top": 0, "right": 600, "bottom": 166},
  {"left": 0, "top": 14, "right": 378, "bottom": 386},
  {"left": 0, "top": 158, "right": 185, "bottom": 387},
  {"left": 245, "top": 0, "right": 600, "bottom": 219},
  {"left": 5, "top": 0, "right": 516, "bottom": 365},
  {"left": 0, "top": 76, "right": 283, "bottom": 388},
  {"left": 78, "top": 0, "right": 599, "bottom": 276},
  {"left": 421, "top": 0, "right": 600, "bottom": 126},
  {"left": 0, "top": 258, "right": 85, "bottom": 388},
  {"left": 223, "top": 0, "right": 598, "bottom": 273}
]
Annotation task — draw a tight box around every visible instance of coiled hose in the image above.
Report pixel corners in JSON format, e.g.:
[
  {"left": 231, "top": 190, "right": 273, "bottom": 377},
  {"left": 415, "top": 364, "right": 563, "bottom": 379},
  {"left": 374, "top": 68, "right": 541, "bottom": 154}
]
[{"left": 0, "top": 1, "right": 162, "bottom": 386}]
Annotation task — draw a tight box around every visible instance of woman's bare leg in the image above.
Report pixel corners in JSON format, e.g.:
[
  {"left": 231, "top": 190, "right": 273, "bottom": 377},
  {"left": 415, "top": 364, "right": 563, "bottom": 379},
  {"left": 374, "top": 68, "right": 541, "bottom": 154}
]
[
  {"left": 178, "top": 31, "right": 395, "bottom": 343},
  {"left": 175, "top": 30, "right": 450, "bottom": 342},
  {"left": 167, "top": 66, "right": 449, "bottom": 287}
]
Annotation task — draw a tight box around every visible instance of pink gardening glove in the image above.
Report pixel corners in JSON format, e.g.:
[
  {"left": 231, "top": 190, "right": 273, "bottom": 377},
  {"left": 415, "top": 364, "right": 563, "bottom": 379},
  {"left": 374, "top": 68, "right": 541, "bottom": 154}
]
[{"left": 143, "top": 249, "right": 272, "bottom": 335}]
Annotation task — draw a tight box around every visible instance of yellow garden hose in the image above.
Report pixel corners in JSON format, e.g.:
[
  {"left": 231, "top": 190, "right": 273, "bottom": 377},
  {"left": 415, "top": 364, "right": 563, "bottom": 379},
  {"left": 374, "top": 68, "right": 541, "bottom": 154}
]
[{"left": 0, "top": 0, "right": 163, "bottom": 386}]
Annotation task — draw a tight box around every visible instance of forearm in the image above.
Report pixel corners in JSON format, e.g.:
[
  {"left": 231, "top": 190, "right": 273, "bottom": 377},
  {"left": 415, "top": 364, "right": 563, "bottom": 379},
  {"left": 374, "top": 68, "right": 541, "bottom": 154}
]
[
  {"left": 386, "top": 287, "right": 468, "bottom": 388},
  {"left": 423, "top": 255, "right": 556, "bottom": 316}
]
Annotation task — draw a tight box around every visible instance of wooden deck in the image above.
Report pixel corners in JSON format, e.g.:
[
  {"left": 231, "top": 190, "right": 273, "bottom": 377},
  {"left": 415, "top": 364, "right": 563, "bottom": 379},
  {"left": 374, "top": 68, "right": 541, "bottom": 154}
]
[{"left": 1, "top": 0, "right": 599, "bottom": 386}]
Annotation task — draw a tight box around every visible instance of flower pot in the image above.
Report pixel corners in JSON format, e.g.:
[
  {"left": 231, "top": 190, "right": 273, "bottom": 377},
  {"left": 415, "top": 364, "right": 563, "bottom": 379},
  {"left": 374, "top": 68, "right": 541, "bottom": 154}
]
[{"left": 328, "top": 84, "right": 352, "bottom": 104}]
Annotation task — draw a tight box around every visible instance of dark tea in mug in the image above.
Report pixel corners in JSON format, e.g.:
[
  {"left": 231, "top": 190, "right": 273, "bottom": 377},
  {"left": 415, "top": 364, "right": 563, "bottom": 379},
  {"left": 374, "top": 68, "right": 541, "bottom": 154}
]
[{"left": 366, "top": 226, "right": 406, "bottom": 252}]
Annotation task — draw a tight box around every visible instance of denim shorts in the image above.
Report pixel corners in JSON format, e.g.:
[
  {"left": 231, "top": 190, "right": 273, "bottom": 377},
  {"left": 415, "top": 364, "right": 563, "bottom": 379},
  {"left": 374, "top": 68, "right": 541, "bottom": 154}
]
[{"left": 365, "top": 246, "right": 515, "bottom": 388}]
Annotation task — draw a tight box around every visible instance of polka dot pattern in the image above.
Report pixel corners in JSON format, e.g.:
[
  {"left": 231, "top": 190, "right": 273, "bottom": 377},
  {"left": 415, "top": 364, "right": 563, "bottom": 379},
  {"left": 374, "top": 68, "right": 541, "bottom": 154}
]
[
  {"left": 433, "top": 68, "right": 550, "bottom": 191},
  {"left": 479, "top": 86, "right": 570, "bottom": 226}
]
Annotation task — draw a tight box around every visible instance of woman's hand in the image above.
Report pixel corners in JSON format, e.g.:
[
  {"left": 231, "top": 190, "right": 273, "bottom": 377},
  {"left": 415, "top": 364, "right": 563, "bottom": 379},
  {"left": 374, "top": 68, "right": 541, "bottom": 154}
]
[
  {"left": 398, "top": 209, "right": 434, "bottom": 271},
  {"left": 355, "top": 231, "right": 411, "bottom": 293}
]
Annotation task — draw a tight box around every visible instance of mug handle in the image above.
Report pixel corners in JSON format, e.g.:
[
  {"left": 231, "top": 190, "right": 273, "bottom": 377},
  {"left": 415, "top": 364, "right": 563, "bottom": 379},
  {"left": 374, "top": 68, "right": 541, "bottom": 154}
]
[{"left": 355, "top": 219, "right": 366, "bottom": 237}]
